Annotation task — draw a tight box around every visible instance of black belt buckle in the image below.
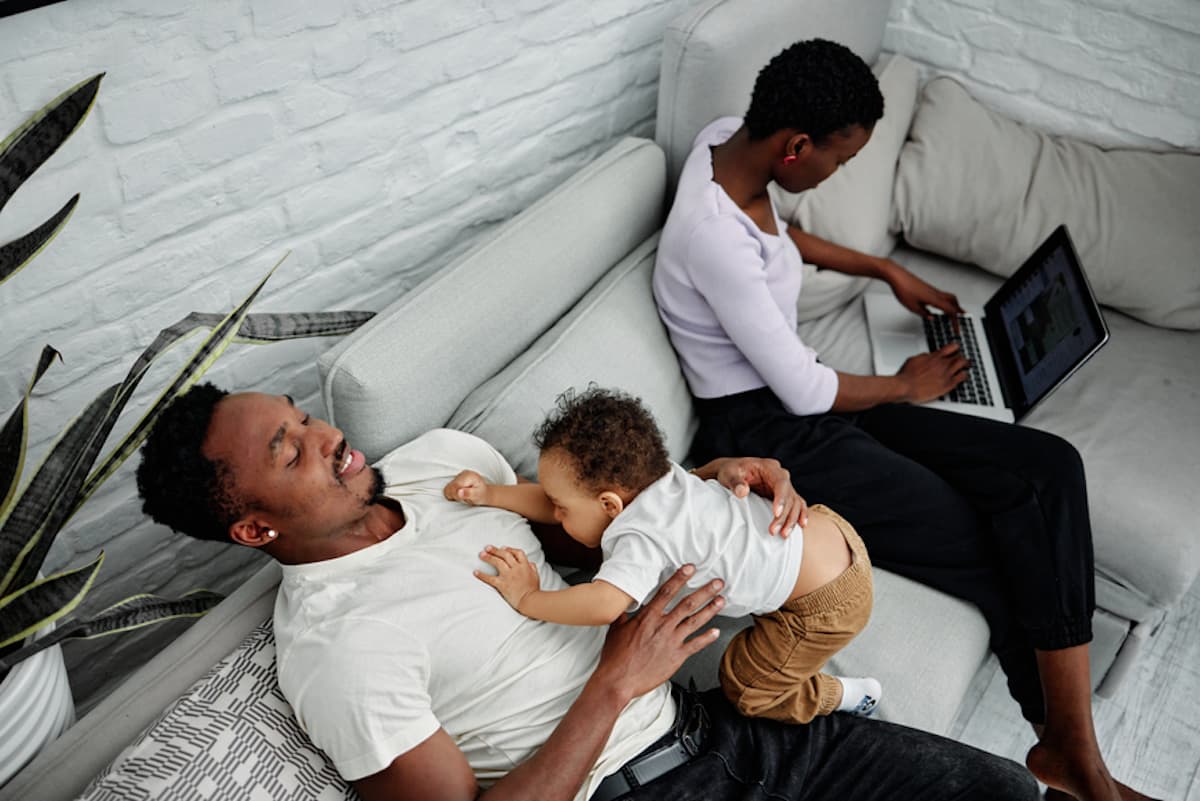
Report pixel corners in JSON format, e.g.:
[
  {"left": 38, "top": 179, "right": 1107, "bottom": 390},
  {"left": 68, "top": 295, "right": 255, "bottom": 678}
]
[
  {"left": 675, "top": 681, "right": 708, "bottom": 757},
  {"left": 591, "top": 683, "right": 709, "bottom": 801}
]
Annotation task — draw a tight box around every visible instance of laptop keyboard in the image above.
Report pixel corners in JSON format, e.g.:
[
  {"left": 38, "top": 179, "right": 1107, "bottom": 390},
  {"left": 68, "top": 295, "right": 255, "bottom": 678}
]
[{"left": 923, "top": 314, "right": 994, "bottom": 405}]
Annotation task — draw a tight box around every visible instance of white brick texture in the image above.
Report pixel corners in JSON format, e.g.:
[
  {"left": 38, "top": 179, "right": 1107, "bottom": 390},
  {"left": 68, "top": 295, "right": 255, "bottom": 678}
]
[
  {"left": 2, "top": 0, "right": 1196, "bottom": 715},
  {"left": 0, "top": 0, "right": 695, "bottom": 712},
  {"left": 887, "top": 0, "right": 1200, "bottom": 149}
]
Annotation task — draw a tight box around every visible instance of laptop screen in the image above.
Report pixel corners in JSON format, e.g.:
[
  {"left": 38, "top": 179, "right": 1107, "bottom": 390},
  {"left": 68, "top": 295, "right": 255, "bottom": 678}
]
[{"left": 985, "top": 225, "right": 1109, "bottom": 419}]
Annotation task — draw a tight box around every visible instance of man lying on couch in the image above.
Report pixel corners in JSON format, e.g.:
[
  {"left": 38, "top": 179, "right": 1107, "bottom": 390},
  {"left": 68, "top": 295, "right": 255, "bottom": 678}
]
[{"left": 135, "top": 383, "right": 1039, "bottom": 801}]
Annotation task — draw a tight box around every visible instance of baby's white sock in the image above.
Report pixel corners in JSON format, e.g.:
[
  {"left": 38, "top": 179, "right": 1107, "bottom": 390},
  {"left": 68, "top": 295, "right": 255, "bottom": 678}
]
[{"left": 834, "top": 676, "right": 882, "bottom": 716}]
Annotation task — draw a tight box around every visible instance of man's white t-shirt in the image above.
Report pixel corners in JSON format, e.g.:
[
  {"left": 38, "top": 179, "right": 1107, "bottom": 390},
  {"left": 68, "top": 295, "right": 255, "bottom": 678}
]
[
  {"left": 273, "top": 428, "right": 674, "bottom": 799},
  {"left": 595, "top": 463, "right": 805, "bottom": 618}
]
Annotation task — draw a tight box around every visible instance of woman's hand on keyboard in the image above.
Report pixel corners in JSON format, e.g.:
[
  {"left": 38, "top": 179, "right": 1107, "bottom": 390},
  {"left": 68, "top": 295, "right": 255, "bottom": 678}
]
[
  {"left": 884, "top": 262, "right": 964, "bottom": 318},
  {"left": 898, "top": 344, "right": 970, "bottom": 403}
]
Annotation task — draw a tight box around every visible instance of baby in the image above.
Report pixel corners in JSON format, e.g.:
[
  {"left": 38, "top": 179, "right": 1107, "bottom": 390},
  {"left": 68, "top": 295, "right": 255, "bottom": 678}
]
[{"left": 444, "top": 387, "right": 879, "bottom": 722}]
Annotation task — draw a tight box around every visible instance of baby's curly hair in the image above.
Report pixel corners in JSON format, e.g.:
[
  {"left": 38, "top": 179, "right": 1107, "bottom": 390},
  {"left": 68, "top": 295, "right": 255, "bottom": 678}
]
[
  {"left": 136, "top": 383, "right": 248, "bottom": 543},
  {"left": 533, "top": 387, "right": 670, "bottom": 495},
  {"left": 745, "top": 38, "right": 883, "bottom": 143}
]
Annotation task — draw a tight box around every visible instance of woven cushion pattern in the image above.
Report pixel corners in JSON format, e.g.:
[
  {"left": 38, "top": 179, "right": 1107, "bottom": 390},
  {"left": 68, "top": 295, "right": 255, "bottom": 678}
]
[{"left": 77, "top": 622, "right": 350, "bottom": 801}]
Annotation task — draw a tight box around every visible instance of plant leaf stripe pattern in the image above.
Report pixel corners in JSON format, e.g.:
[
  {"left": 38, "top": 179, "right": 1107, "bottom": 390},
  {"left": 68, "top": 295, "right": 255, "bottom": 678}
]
[
  {"left": 0, "top": 553, "right": 104, "bottom": 651},
  {"left": 0, "top": 385, "right": 120, "bottom": 599},
  {"left": 0, "top": 346, "right": 60, "bottom": 516},
  {"left": 0, "top": 74, "right": 102, "bottom": 214},
  {"left": 0, "top": 589, "right": 223, "bottom": 671},
  {"left": 0, "top": 194, "right": 79, "bottom": 287}
]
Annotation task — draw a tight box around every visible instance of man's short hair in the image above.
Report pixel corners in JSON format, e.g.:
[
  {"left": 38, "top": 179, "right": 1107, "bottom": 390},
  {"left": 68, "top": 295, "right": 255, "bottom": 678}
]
[
  {"left": 136, "top": 383, "right": 245, "bottom": 542},
  {"left": 744, "top": 38, "right": 884, "bottom": 143},
  {"left": 533, "top": 387, "right": 671, "bottom": 494}
]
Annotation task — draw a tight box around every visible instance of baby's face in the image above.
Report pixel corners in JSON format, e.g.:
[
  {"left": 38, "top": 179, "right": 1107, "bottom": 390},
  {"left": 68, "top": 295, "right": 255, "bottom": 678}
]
[{"left": 537, "top": 449, "right": 611, "bottom": 548}]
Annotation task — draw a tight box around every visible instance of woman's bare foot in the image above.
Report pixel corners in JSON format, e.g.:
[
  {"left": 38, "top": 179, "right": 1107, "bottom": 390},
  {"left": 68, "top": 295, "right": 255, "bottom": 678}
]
[
  {"left": 1112, "top": 779, "right": 1161, "bottom": 801},
  {"left": 1041, "top": 778, "right": 1161, "bottom": 801},
  {"left": 1026, "top": 737, "right": 1120, "bottom": 801}
]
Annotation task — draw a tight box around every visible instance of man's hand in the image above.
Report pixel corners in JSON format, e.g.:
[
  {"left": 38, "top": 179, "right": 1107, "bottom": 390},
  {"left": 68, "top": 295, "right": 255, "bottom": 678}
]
[
  {"left": 444, "top": 469, "right": 491, "bottom": 506},
  {"left": 475, "top": 545, "right": 540, "bottom": 611},
  {"left": 712, "top": 457, "right": 807, "bottom": 537},
  {"left": 591, "top": 565, "right": 725, "bottom": 703},
  {"left": 884, "top": 260, "right": 964, "bottom": 318},
  {"left": 898, "top": 344, "right": 970, "bottom": 402}
]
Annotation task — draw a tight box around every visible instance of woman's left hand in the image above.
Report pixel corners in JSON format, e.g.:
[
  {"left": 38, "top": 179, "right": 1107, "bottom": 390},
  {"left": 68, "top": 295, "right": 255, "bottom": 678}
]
[
  {"left": 885, "top": 260, "right": 964, "bottom": 318},
  {"left": 712, "top": 457, "right": 807, "bottom": 538}
]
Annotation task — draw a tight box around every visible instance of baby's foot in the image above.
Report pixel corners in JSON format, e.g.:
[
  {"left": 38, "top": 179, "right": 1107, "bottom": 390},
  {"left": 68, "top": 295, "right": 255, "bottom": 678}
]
[{"left": 834, "top": 676, "right": 881, "bottom": 717}]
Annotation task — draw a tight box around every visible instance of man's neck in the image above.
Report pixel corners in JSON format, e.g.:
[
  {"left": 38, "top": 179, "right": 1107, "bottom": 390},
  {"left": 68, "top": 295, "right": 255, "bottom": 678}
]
[{"left": 276, "top": 499, "right": 407, "bottom": 565}]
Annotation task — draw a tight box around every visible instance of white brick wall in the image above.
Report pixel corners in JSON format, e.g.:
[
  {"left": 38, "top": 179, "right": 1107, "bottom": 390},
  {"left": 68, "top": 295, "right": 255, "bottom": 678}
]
[
  {"left": 0, "top": 0, "right": 698, "bottom": 711},
  {"left": 886, "top": 0, "right": 1200, "bottom": 150},
  {"left": 3, "top": 0, "right": 1197, "bottom": 715}
]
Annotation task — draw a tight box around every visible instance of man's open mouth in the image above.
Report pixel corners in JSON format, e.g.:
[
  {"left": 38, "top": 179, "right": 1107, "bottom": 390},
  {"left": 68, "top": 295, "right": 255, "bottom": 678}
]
[{"left": 335, "top": 440, "right": 351, "bottom": 477}]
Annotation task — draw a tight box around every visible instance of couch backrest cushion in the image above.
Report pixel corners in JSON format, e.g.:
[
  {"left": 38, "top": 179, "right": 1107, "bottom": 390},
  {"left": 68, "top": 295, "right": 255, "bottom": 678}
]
[
  {"left": 892, "top": 77, "right": 1200, "bottom": 330},
  {"left": 319, "top": 137, "right": 667, "bottom": 461},
  {"left": 771, "top": 53, "right": 921, "bottom": 322},
  {"left": 656, "top": 0, "right": 893, "bottom": 191},
  {"left": 447, "top": 234, "right": 696, "bottom": 479}
]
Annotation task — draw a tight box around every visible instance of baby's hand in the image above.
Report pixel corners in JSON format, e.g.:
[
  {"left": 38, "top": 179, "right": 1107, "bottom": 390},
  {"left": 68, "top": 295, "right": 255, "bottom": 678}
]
[
  {"left": 475, "top": 545, "right": 540, "bottom": 611},
  {"left": 444, "top": 469, "right": 491, "bottom": 505}
]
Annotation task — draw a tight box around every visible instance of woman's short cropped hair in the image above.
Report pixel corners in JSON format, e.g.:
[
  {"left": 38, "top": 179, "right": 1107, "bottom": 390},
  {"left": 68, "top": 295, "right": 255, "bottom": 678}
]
[
  {"left": 745, "top": 38, "right": 884, "bottom": 143},
  {"left": 533, "top": 387, "right": 671, "bottom": 494}
]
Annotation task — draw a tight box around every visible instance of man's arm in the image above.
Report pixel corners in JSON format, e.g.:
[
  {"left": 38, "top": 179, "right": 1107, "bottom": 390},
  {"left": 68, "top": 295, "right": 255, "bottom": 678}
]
[{"left": 353, "top": 566, "right": 725, "bottom": 801}]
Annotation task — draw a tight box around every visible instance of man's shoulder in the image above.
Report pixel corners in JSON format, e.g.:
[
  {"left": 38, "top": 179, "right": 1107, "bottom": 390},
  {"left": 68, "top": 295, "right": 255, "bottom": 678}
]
[
  {"left": 378, "top": 428, "right": 514, "bottom": 488},
  {"left": 385, "top": 427, "right": 487, "bottom": 461}
]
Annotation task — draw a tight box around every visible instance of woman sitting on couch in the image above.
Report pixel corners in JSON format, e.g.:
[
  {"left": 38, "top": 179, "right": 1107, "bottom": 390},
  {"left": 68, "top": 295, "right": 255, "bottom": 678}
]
[{"left": 652, "top": 37, "right": 1153, "bottom": 801}]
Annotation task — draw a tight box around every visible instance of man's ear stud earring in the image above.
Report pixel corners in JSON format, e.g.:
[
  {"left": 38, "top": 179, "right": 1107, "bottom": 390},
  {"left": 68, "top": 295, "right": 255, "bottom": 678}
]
[{"left": 267, "top": 530, "right": 278, "bottom": 539}]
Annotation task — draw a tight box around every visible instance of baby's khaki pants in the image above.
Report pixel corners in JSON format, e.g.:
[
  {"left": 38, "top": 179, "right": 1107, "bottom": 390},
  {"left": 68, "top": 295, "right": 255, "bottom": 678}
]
[{"left": 719, "top": 505, "right": 873, "bottom": 723}]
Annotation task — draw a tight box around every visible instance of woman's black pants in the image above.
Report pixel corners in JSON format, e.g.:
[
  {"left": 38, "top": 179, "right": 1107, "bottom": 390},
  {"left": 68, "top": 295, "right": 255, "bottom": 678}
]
[{"left": 691, "top": 389, "right": 1096, "bottom": 724}]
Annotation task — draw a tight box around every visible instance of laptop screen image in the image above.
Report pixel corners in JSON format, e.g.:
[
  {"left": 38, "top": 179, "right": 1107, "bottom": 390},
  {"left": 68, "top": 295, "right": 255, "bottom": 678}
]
[{"left": 986, "top": 225, "right": 1108, "bottom": 418}]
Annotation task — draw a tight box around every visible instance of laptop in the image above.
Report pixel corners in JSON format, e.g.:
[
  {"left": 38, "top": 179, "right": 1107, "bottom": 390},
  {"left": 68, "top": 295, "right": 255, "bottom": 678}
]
[{"left": 864, "top": 225, "right": 1109, "bottom": 423}]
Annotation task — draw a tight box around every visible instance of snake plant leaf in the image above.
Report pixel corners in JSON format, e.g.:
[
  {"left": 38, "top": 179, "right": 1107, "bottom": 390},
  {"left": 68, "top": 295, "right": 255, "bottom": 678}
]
[
  {"left": 0, "top": 552, "right": 104, "bottom": 651},
  {"left": 0, "top": 589, "right": 223, "bottom": 672},
  {"left": 0, "top": 258, "right": 288, "bottom": 598},
  {"left": 0, "top": 73, "right": 102, "bottom": 216},
  {"left": 0, "top": 384, "right": 119, "bottom": 598},
  {"left": 0, "top": 346, "right": 60, "bottom": 516},
  {"left": 74, "top": 305, "right": 372, "bottom": 507},
  {"left": 193, "top": 310, "right": 376, "bottom": 343},
  {"left": 0, "top": 194, "right": 79, "bottom": 288}
]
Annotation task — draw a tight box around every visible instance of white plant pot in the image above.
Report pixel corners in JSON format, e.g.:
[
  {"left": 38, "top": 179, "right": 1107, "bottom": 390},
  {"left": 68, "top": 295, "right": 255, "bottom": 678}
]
[{"left": 0, "top": 626, "right": 75, "bottom": 788}]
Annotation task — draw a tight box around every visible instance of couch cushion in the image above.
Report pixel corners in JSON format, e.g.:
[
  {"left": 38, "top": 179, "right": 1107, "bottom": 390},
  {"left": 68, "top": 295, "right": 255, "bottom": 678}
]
[
  {"left": 77, "top": 622, "right": 351, "bottom": 801},
  {"left": 319, "top": 137, "right": 667, "bottom": 462},
  {"left": 891, "top": 245, "right": 1200, "bottom": 617},
  {"left": 447, "top": 235, "right": 696, "bottom": 478},
  {"left": 892, "top": 77, "right": 1200, "bottom": 330},
  {"left": 674, "top": 568, "right": 991, "bottom": 736},
  {"left": 771, "top": 53, "right": 920, "bottom": 322}
]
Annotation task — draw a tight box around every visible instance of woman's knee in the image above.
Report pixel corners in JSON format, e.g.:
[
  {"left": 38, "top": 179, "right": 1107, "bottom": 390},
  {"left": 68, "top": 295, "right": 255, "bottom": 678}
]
[{"left": 1023, "top": 428, "right": 1085, "bottom": 488}]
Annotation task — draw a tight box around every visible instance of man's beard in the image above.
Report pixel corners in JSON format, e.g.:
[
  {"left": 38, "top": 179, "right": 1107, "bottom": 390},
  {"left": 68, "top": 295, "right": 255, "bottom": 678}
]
[{"left": 367, "top": 466, "right": 386, "bottom": 503}]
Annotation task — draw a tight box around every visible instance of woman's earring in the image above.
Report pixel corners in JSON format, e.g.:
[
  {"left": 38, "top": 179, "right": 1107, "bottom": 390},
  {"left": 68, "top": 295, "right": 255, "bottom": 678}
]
[
  {"left": 783, "top": 154, "right": 798, "bottom": 165},
  {"left": 267, "top": 530, "right": 278, "bottom": 539}
]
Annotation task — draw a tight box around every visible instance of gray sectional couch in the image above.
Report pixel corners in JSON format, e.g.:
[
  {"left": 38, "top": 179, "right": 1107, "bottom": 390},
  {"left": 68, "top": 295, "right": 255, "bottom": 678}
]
[{"left": 5, "top": 0, "right": 1197, "bottom": 798}]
